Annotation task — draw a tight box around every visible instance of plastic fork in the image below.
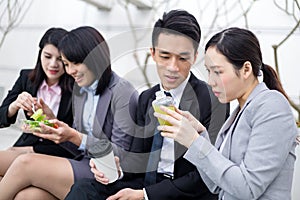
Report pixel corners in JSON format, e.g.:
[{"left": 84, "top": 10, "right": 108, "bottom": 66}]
[{"left": 32, "top": 103, "right": 36, "bottom": 113}]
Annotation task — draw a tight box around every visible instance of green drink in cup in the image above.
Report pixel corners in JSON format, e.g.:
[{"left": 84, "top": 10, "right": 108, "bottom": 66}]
[{"left": 152, "top": 91, "right": 175, "bottom": 126}]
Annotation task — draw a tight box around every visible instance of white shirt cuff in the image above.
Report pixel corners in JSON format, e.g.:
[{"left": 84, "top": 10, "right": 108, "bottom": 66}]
[
  {"left": 143, "top": 188, "right": 149, "bottom": 200},
  {"left": 78, "top": 134, "right": 87, "bottom": 150},
  {"left": 118, "top": 166, "right": 124, "bottom": 180}
]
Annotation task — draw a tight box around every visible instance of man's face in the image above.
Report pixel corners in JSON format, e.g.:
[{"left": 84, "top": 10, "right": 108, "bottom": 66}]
[{"left": 151, "top": 33, "right": 197, "bottom": 91}]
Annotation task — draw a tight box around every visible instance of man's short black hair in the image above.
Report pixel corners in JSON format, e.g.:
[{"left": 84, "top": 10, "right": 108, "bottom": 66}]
[{"left": 152, "top": 9, "right": 201, "bottom": 52}]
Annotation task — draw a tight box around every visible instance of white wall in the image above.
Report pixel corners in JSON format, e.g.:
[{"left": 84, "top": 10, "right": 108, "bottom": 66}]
[{"left": 0, "top": 0, "right": 299, "bottom": 98}]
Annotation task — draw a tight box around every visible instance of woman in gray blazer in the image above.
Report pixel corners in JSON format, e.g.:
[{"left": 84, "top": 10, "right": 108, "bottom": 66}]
[
  {"left": 154, "top": 27, "right": 298, "bottom": 200},
  {"left": 0, "top": 26, "right": 138, "bottom": 199}
]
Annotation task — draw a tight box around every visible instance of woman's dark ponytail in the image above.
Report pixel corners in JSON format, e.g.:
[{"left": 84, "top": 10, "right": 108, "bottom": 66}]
[{"left": 261, "top": 63, "right": 289, "bottom": 99}]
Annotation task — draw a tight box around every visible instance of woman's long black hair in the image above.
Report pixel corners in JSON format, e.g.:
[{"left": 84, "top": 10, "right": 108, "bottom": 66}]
[{"left": 28, "top": 27, "right": 74, "bottom": 93}]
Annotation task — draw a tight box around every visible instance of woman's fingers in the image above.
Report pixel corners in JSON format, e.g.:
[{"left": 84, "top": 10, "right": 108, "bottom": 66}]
[
  {"left": 154, "top": 107, "right": 184, "bottom": 126},
  {"left": 32, "top": 131, "right": 56, "bottom": 142},
  {"left": 47, "top": 119, "right": 60, "bottom": 125},
  {"left": 15, "top": 92, "right": 36, "bottom": 112},
  {"left": 160, "top": 106, "right": 183, "bottom": 120},
  {"left": 175, "top": 107, "right": 187, "bottom": 116},
  {"left": 90, "top": 161, "right": 110, "bottom": 184},
  {"left": 157, "top": 123, "right": 177, "bottom": 134},
  {"left": 154, "top": 106, "right": 200, "bottom": 147},
  {"left": 89, "top": 159, "right": 95, "bottom": 168},
  {"left": 19, "top": 99, "right": 31, "bottom": 111},
  {"left": 154, "top": 112, "right": 176, "bottom": 126},
  {"left": 32, "top": 124, "right": 60, "bottom": 142},
  {"left": 160, "top": 131, "right": 176, "bottom": 140},
  {"left": 180, "top": 110, "right": 193, "bottom": 120}
]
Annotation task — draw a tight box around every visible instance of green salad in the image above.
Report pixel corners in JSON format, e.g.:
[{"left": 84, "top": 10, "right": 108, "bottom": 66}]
[{"left": 23, "top": 109, "right": 58, "bottom": 131}]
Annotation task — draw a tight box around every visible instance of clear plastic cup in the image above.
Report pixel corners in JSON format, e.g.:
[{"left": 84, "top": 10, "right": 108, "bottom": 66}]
[{"left": 152, "top": 91, "right": 175, "bottom": 125}]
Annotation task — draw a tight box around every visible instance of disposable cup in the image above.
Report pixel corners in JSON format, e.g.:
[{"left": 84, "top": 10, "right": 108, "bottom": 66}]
[
  {"left": 152, "top": 91, "right": 175, "bottom": 125},
  {"left": 88, "top": 139, "right": 118, "bottom": 183}
]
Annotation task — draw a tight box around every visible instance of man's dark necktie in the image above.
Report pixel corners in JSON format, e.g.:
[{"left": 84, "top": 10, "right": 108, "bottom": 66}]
[
  {"left": 144, "top": 91, "right": 172, "bottom": 186},
  {"left": 164, "top": 91, "right": 172, "bottom": 97}
]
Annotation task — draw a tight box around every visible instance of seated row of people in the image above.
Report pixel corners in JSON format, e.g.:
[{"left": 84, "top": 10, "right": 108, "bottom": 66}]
[{"left": 0, "top": 9, "right": 297, "bottom": 200}]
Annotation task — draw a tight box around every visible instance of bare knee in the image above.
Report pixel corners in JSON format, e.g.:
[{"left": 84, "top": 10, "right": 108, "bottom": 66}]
[
  {"left": 14, "top": 153, "right": 34, "bottom": 165},
  {"left": 14, "top": 189, "right": 33, "bottom": 200},
  {"left": 0, "top": 148, "right": 33, "bottom": 176},
  {"left": 14, "top": 187, "right": 59, "bottom": 200},
  {"left": 11, "top": 153, "right": 39, "bottom": 173}
]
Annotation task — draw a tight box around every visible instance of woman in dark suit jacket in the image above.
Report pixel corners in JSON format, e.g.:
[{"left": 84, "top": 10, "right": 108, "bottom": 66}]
[{"left": 0, "top": 28, "right": 76, "bottom": 179}]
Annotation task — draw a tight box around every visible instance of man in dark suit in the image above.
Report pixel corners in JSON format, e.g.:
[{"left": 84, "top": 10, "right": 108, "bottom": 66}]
[{"left": 65, "top": 9, "right": 228, "bottom": 200}]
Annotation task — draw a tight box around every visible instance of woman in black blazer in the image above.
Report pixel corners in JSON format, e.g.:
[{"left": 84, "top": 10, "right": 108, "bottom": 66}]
[{"left": 0, "top": 27, "right": 76, "bottom": 161}]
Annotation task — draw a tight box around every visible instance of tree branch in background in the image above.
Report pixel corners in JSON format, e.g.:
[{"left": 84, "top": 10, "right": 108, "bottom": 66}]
[
  {"left": 272, "top": 0, "right": 300, "bottom": 121},
  {"left": 122, "top": 0, "right": 166, "bottom": 88},
  {"left": 0, "top": 0, "right": 32, "bottom": 48}
]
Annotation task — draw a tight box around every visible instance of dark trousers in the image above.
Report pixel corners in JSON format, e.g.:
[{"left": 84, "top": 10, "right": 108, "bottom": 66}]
[{"left": 65, "top": 177, "right": 144, "bottom": 200}]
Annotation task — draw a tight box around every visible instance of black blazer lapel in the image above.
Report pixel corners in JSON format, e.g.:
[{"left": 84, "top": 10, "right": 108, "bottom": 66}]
[
  {"left": 145, "top": 85, "right": 160, "bottom": 139},
  {"left": 57, "top": 91, "right": 73, "bottom": 126}
]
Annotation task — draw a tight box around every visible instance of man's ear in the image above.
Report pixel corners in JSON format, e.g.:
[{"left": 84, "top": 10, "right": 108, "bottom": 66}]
[
  {"left": 193, "top": 51, "right": 198, "bottom": 65},
  {"left": 241, "top": 61, "right": 252, "bottom": 79},
  {"left": 150, "top": 48, "right": 155, "bottom": 59}
]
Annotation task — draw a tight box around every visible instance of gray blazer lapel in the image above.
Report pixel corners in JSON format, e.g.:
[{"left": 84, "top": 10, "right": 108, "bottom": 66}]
[
  {"left": 92, "top": 72, "right": 119, "bottom": 137},
  {"left": 216, "top": 98, "right": 254, "bottom": 158},
  {"left": 221, "top": 131, "right": 232, "bottom": 158},
  {"left": 92, "top": 88, "right": 112, "bottom": 135},
  {"left": 215, "top": 107, "right": 240, "bottom": 150},
  {"left": 73, "top": 92, "right": 86, "bottom": 132}
]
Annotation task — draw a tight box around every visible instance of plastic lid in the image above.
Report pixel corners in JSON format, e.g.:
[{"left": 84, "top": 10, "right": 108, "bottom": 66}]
[
  {"left": 155, "top": 91, "right": 166, "bottom": 100},
  {"left": 88, "top": 139, "right": 113, "bottom": 158}
]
